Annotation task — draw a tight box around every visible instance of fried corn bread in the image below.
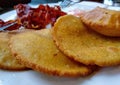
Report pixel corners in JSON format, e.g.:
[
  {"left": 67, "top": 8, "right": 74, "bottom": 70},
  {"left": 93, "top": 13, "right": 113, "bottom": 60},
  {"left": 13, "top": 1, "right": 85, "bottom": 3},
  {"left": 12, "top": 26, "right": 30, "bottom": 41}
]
[
  {"left": 0, "top": 32, "right": 26, "bottom": 70},
  {"left": 80, "top": 7, "right": 120, "bottom": 37},
  {"left": 52, "top": 15, "right": 120, "bottom": 66},
  {"left": 9, "top": 29, "right": 96, "bottom": 77}
]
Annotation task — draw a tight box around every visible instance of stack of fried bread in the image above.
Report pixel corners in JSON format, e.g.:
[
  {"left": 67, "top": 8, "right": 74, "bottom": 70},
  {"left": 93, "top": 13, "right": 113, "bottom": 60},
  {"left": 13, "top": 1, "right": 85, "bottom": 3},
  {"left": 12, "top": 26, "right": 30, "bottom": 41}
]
[
  {"left": 9, "top": 29, "right": 97, "bottom": 77},
  {"left": 0, "top": 7, "right": 120, "bottom": 77},
  {"left": 53, "top": 15, "right": 120, "bottom": 67}
]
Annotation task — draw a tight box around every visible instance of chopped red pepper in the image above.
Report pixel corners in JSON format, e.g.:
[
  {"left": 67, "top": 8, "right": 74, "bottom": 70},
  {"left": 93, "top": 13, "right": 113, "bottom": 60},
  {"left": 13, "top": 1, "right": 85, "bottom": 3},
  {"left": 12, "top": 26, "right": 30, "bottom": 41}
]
[
  {"left": 14, "top": 4, "right": 67, "bottom": 29},
  {"left": 0, "top": 4, "right": 66, "bottom": 31}
]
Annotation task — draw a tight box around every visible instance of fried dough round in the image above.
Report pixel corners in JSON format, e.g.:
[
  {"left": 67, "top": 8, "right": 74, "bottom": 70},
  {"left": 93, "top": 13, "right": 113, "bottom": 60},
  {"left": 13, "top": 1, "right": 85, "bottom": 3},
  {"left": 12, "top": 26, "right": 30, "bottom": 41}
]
[
  {"left": 80, "top": 7, "right": 120, "bottom": 37},
  {"left": 0, "top": 32, "right": 26, "bottom": 70},
  {"left": 52, "top": 15, "right": 120, "bottom": 66},
  {"left": 9, "top": 29, "right": 96, "bottom": 77}
]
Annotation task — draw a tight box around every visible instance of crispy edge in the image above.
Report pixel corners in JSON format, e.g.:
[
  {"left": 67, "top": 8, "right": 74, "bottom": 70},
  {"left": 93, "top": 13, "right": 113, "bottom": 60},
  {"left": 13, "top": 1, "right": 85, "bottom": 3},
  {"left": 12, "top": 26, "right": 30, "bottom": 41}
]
[
  {"left": 52, "top": 15, "right": 120, "bottom": 67},
  {"left": 80, "top": 7, "right": 120, "bottom": 37},
  {"left": 0, "top": 31, "right": 27, "bottom": 70},
  {"left": 9, "top": 30, "right": 97, "bottom": 77}
]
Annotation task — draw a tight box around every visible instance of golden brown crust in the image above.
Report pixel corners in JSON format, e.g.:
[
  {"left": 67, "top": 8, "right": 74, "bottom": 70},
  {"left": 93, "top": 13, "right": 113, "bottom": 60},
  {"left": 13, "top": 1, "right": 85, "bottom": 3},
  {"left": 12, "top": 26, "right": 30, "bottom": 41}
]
[
  {"left": 0, "top": 31, "right": 26, "bottom": 70},
  {"left": 80, "top": 7, "right": 120, "bottom": 37},
  {"left": 9, "top": 29, "right": 96, "bottom": 77},
  {"left": 52, "top": 15, "right": 120, "bottom": 67}
]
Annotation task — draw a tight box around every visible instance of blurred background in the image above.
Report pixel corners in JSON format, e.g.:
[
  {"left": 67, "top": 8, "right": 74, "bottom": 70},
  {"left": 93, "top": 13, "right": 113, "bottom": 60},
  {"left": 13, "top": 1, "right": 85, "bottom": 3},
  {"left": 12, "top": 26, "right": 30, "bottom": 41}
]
[
  {"left": 0, "top": 0, "right": 104, "bottom": 8},
  {"left": 0, "top": 0, "right": 120, "bottom": 14},
  {"left": 1, "top": 0, "right": 61, "bottom": 14}
]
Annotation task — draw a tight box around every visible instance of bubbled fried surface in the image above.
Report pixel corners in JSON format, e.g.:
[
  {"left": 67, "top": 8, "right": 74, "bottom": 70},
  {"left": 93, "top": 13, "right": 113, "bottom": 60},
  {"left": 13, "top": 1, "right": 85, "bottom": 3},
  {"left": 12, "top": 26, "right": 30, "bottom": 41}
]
[
  {"left": 9, "top": 29, "right": 95, "bottom": 77},
  {"left": 80, "top": 7, "right": 120, "bottom": 37},
  {"left": 52, "top": 15, "right": 120, "bottom": 67},
  {"left": 0, "top": 32, "right": 26, "bottom": 70}
]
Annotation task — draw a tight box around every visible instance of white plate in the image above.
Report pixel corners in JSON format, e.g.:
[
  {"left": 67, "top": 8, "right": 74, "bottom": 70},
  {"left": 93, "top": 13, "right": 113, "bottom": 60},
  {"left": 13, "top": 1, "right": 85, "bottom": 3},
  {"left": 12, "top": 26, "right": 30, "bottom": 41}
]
[{"left": 0, "top": 2, "right": 120, "bottom": 85}]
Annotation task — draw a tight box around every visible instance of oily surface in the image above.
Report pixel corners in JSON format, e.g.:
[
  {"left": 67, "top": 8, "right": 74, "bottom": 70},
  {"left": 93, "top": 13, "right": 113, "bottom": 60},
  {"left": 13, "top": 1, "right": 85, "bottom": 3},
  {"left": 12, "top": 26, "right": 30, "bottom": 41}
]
[
  {"left": 10, "top": 29, "right": 95, "bottom": 77},
  {"left": 52, "top": 15, "right": 120, "bottom": 66}
]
